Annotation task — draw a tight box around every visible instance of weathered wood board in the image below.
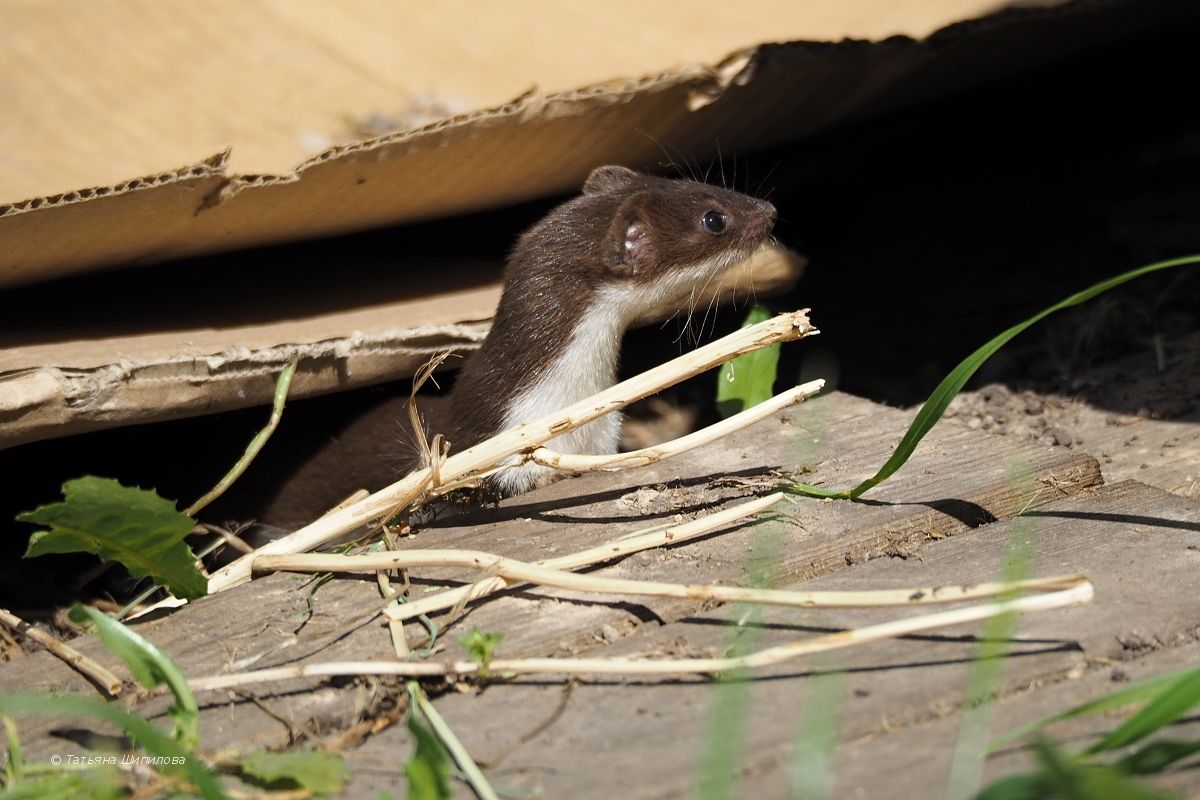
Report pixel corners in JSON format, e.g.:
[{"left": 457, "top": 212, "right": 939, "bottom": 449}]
[
  {"left": 343, "top": 480, "right": 1200, "bottom": 799},
  {"left": 0, "top": 391, "right": 1104, "bottom": 764}
]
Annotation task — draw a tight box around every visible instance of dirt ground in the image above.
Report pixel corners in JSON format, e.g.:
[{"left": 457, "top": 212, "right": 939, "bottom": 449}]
[{"left": 946, "top": 330, "right": 1200, "bottom": 499}]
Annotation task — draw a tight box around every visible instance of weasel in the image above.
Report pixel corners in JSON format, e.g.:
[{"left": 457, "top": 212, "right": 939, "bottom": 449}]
[
  {"left": 202, "top": 166, "right": 776, "bottom": 529},
  {"left": 446, "top": 165, "right": 777, "bottom": 496}
]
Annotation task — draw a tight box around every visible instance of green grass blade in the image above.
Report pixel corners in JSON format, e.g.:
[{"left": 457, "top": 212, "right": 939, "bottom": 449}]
[
  {"left": 990, "top": 667, "right": 1194, "bottom": 750},
  {"left": 2, "top": 716, "right": 22, "bottom": 784},
  {"left": 186, "top": 360, "right": 298, "bottom": 517},
  {"left": 403, "top": 705, "right": 452, "bottom": 800},
  {"left": 972, "top": 772, "right": 1050, "bottom": 800},
  {"left": 945, "top": 477, "right": 1036, "bottom": 800},
  {"left": 695, "top": 518, "right": 786, "bottom": 800},
  {"left": 406, "top": 682, "right": 497, "bottom": 800},
  {"left": 1085, "top": 666, "right": 1200, "bottom": 755},
  {"left": 1032, "top": 740, "right": 1170, "bottom": 800},
  {"left": 1117, "top": 738, "right": 1200, "bottom": 775},
  {"left": 0, "top": 693, "right": 225, "bottom": 799},
  {"left": 0, "top": 767, "right": 125, "bottom": 800},
  {"left": 716, "top": 305, "right": 781, "bottom": 418},
  {"left": 67, "top": 604, "right": 199, "bottom": 750},
  {"left": 790, "top": 254, "right": 1200, "bottom": 500},
  {"left": 788, "top": 666, "right": 842, "bottom": 800}
]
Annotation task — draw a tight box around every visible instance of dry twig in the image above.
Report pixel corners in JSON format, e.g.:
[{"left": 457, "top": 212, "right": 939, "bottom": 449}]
[
  {"left": 188, "top": 577, "right": 1093, "bottom": 690},
  {"left": 0, "top": 608, "right": 122, "bottom": 695}
]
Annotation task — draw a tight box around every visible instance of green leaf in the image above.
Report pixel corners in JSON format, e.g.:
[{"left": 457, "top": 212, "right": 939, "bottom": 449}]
[
  {"left": 789, "top": 254, "right": 1200, "bottom": 499},
  {"left": 0, "top": 693, "right": 226, "bottom": 800},
  {"left": 3, "top": 716, "right": 22, "bottom": 784},
  {"left": 973, "top": 772, "right": 1050, "bottom": 800},
  {"left": 457, "top": 628, "right": 503, "bottom": 676},
  {"left": 404, "top": 709, "right": 452, "bottom": 800},
  {"left": 18, "top": 477, "right": 206, "bottom": 600},
  {"left": 1086, "top": 666, "right": 1200, "bottom": 754},
  {"left": 67, "top": 604, "right": 199, "bottom": 751},
  {"left": 1032, "top": 740, "right": 1170, "bottom": 800},
  {"left": 1118, "top": 738, "right": 1200, "bottom": 775},
  {"left": 236, "top": 749, "right": 347, "bottom": 795},
  {"left": 0, "top": 767, "right": 125, "bottom": 800},
  {"left": 990, "top": 667, "right": 1194, "bottom": 750},
  {"left": 716, "top": 305, "right": 781, "bottom": 418}
]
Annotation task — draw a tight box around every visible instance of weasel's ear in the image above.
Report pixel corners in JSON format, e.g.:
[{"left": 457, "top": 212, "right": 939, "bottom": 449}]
[
  {"left": 584, "top": 165, "right": 639, "bottom": 195},
  {"left": 605, "top": 192, "right": 656, "bottom": 274}
]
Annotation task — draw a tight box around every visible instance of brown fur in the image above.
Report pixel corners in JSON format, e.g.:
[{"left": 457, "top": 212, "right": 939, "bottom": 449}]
[{"left": 446, "top": 165, "right": 776, "bottom": 454}]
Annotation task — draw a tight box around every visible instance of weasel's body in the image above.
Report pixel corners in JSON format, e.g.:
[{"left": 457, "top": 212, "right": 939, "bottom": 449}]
[{"left": 447, "top": 166, "right": 777, "bottom": 495}]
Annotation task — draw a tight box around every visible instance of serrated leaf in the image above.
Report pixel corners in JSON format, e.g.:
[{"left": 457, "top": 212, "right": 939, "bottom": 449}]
[
  {"left": 716, "top": 305, "right": 780, "bottom": 418},
  {"left": 405, "top": 710, "right": 452, "bottom": 800},
  {"left": 68, "top": 605, "right": 198, "bottom": 750},
  {"left": 18, "top": 477, "right": 205, "bottom": 600},
  {"left": 236, "top": 749, "right": 347, "bottom": 795},
  {"left": 0, "top": 693, "right": 225, "bottom": 800},
  {"left": 0, "top": 767, "right": 125, "bottom": 800}
]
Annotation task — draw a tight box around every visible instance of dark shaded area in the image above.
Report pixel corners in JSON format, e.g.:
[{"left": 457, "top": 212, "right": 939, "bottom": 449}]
[
  {"left": 3, "top": 14, "right": 1200, "bottom": 610},
  {"left": 1022, "top": 509, "right": 1200, "bottom": 533}
]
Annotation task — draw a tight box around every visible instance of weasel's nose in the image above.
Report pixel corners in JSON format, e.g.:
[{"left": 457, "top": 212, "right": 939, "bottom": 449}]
[
  {"left": 754, "top": 198, "right": 777, "bottom": 226},
  {"left": 755, "top": 198, "right": 777, "bottom": 223}
]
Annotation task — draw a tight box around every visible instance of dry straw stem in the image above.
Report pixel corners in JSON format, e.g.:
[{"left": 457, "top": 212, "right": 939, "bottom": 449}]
[
  {"left": 421, "top": 380, "right": 822, "bottom": 498},
  {"left": 376, "top": 572, "right": 410, "bottom": 658},
  {"left": 188, "top": 577, "right": 1093, "bottom": 691},
  {"left": 380, "top": 492, "right": 790, "bottom": 623},
  {"left": 529, "top": 379, "right": 824, "bottom": 472},
  {"left": 256, "top": 537, "right": 1091, "bottom": 616},
  {"left": 203, "top": 309, "right": 817, "bottom": 596},
  {"left": 0, "top": 607, "right": 122, "bottom": 696}
]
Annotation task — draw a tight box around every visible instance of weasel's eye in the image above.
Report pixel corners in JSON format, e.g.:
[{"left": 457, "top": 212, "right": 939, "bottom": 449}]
[{"left": 701, "top": 210, "right": 726, "bottom": 235}]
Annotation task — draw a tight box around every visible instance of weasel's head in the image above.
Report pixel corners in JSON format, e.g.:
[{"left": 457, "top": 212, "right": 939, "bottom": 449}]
[{"left": 582, "top": 165, "right": 777, "bottom": 302}]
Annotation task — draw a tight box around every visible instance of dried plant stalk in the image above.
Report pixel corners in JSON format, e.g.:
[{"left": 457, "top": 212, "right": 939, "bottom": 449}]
[
  {"left": 188, "top": 577, "right": 1092, "bottom": 691},
  {"left": 203, "top": 309, "right": 817, "bottom": 595},
  {"left": 529, "top": 379, "right": 823, "bottom": 472},
  {"left": 383, "top": 492, "right": 789, "bottom": 623},
  {"left": 0, "top": 608, "right": 123, "bottom": 696},
  {"left": 256, "top": 540, "right": 1090, "bottom": 616}
]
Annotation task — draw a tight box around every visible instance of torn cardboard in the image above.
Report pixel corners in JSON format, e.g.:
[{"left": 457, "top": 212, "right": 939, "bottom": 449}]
[
  {"left": 3, "top": 0, "right": 1185, "bottom": 288},
  {"left": 0, "top": 0, "right": 1190, "bottom": 450}
]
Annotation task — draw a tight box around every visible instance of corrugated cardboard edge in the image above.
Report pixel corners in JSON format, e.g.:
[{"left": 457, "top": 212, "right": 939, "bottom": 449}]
[
  {"left": 0, "top": 322, "right": 490, "bottom": 451},
  {"left": 2, "top": 0, "right": 1182, "bottom": 289}
]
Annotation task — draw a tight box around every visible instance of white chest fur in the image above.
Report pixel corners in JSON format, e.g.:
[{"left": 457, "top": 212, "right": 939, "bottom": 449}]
[
  {"left": 494, "top": 288, "right": 629, "bottom": 495},
  {"left": 493, "top": 254, "right": 741, "bottom": 495}
]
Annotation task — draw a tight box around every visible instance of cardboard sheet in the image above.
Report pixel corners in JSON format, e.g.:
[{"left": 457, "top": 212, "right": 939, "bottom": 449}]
[
  {"left": 1, "top": 0, "right": 1187, "bottom": 449},
  {"left": 4, "top": 0, "right": 1180, "bottom": 288}
]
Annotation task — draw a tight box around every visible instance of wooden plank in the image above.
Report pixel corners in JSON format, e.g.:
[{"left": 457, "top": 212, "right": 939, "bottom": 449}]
[
  {"left": 338, "top": 481, "right": 1199, "bottom": 799},
  {"left": 831, "top": 641, "right": 1200, "bottom": 800},
  {"left": 0, "top": 392, "right": 1102, "bottom": 761}
]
